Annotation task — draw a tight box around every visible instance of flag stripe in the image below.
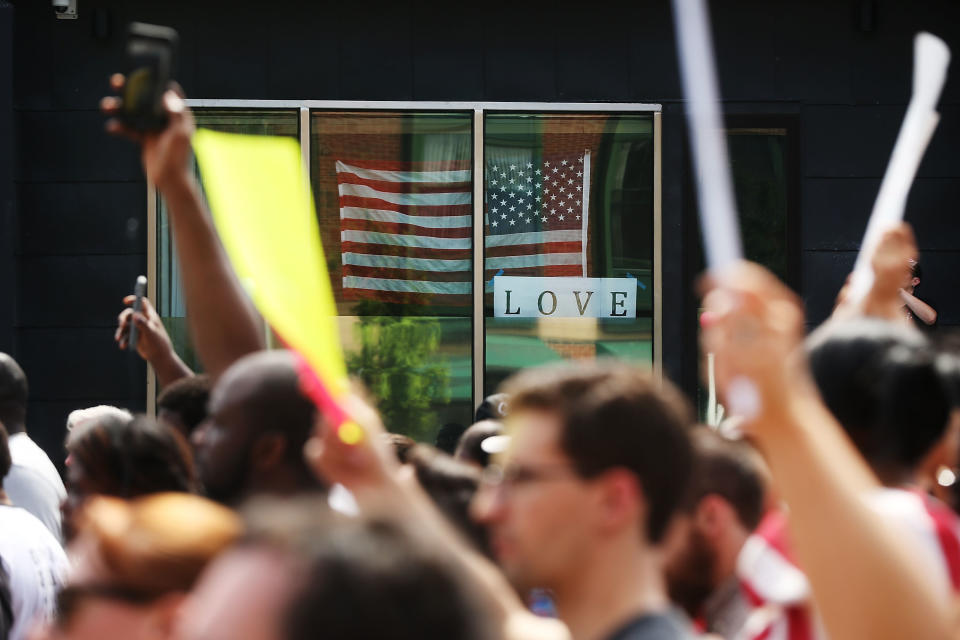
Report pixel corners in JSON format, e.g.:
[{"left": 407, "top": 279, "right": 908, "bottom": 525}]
[
  {"left": 337, "top": 158, "right": 470, "bottom": 172},
  {"left": 341, "top": 219, "right": 472, "bottom": 239},
  {"left": 337, "top": 172, "right": 472, "bottom": 195},
  {"left": 336, "top": 161, "right": 472, "bottom": 184},
  {"left": 341, "top": 230, "right": 471, "bottom": 249},
  {"left": 484, "top": 265, "right": 584, "bottom": 278},
  {"left": 339, "top": 195, "right": 471, "bottom": 217},
  {"left": 486, "top": 253, "right": 582, "bottom": 269},
  {"left": 343, "top": 289, "right": 473, "bottom": 306},
  {"left": 343, "top": 252, "right": 470, "bottom": 272},
  {"left": 340, "top": 242, "right": 470, "bottom": 260},
  {"left": 338, "top": 183, "right": 471, "bottom": 206},
  {"left": 343, "top": 276, "right": 471, "bottom": 295},
  {"left": 340, "top": 207, "right": 471, "bottom": 229},
  {"left": 485, "top": 241, "right": 583, "bottom": 256},
  {"left": 343, "top": 265, "right": 472, "bottom": 283},
  {"left": 484, "top": 230, "right": 582, "bottom": 248}
]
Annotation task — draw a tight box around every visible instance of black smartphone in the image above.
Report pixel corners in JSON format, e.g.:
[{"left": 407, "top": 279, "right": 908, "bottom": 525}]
[
  {"left": 119, "top": 22, "right": 179, "bottom": 132},
  {"left": 127, "top": 275, "right": 147, "bottom": 352}
]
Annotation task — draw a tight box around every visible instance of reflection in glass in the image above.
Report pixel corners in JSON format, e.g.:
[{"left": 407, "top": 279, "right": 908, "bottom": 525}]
[
  {"left": 156, "top": 110, "right": 299, "bottom": 373},
  {"left": 312, "top": 112, "right": 474, "bottom": 440},
  {"left": 484, "top": 114, "right": 656, "bottom": 395}
]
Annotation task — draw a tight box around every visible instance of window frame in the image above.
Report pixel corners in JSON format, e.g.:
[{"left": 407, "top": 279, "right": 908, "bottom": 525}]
[{"left": 147, "top": 101, "right": 663, "bottom": 416}]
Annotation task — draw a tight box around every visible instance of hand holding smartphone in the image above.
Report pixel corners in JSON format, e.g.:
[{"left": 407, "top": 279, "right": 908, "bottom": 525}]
[
  {"left": 117, "top": 22, "right": 179, "bottom": 132},
  {"left": 128, "top": 275, "right": 147, "bottom": 352}
]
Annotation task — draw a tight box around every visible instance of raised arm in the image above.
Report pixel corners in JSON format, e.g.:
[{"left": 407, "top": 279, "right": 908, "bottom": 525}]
[
  {"left": 304, "top": 397, "right": 570, "bottom": 640},
  {"left": 702, "top": 263, "right": 953, "bottom": 640},
  {"left": 900, "top": 287, "right": 938, "bottom": 325},
  {"left": 102, "top": 78, "right": 264, "bottom": 380},
  {"left": 115, "top": 294, "right": 193, "bottom": 388}
]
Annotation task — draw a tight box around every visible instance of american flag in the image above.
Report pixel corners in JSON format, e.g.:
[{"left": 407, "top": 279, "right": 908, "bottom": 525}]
[
  {"left": 335, "top": 151, "right": 590, "bottom": 306},
  {"left": 485, "top": 153, "right": 590, "bottom": 283},
  {"left": 336, "top": 159, "right": 473, "bottom": 306}
]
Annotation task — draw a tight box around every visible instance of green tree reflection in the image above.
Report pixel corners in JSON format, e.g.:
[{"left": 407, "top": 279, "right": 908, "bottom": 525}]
[{"left": 346, "top": 303, "right": 450, "bottom": 441}]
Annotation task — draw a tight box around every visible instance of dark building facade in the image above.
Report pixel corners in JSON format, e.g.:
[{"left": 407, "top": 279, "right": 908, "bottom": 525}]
[{"left": 2, "top": 0, "right": 959, "bottom": 459}]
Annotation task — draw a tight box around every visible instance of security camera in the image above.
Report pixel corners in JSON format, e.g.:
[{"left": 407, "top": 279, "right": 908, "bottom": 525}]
[{"left": 53, "top": 0, "right": 78, "bottom": 19}]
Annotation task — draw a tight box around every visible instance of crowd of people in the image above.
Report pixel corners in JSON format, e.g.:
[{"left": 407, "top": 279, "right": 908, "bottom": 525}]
[{"left": 0, "top": 78, "right": 957, "bottom": 640}]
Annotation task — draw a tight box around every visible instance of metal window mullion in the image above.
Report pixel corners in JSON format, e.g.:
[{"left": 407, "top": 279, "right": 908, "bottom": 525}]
[
  {"left": 146, "top": 183, "right": 158, "bottom": 416},
  {"left": 472, "top": 109, "right": 485, "bottom": 412},
  {"left": 653, "top": 112, "right": 663, "bottom": 383}
]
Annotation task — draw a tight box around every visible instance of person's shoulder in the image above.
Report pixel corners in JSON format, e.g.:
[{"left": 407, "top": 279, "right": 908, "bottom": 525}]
[
  {"left": 604, "top": 612, "right": 694, "bottom": 640},
  {"left": 0, "top": 506, "right": 63, "bottom": 551}
]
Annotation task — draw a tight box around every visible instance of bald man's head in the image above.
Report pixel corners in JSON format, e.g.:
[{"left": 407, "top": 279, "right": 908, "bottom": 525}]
[
  {"left": 0, "top": 353, "right": 28, "bottom": 434},
  {"left": 192, "top": 351, "right": 321, "bottom": 505}
]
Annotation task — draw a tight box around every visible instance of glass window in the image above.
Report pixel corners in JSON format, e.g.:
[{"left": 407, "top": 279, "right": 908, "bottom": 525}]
[
  {"left": 696, "top": 124, "right": 795, "bottom": 423},
  {"left": 156, "top": 110, "right": 299, "bottom": 374},
  {"left": 310, "top": 112, "right": 474, "bottom": 442},
  {"left": 483, "top": 113, "right": 656, "bottom": 395},
  {"left": 154, "top": 105, "right": 661, "bottom": 442}
]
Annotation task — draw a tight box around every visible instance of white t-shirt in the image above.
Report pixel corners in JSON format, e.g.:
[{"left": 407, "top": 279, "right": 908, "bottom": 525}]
[
  {"left": 0, "top": 505, "right": 68, "bottom": 640},
  {"left": 5, "top": 433, "right": 67, "bottom": 542}
]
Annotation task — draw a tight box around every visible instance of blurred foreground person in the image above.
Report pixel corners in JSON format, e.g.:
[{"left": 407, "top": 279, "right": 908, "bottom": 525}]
[
  {"left": 36, "top": 493, "right": 240, "bottom": 640},
  {"left": 178, "top": 498, "right": 495, "bottom": 640},
  {"left": 0, "top": 354, "right": 67, "bottom": 541},
  {"left": 191, "top": 350, "right": 323, "bottom": 506},
  {"left": 665, "top": 429, "right": 772, "bottom": 638},
  {"left": 807, "top": 318, "right": 960, "bottom": 596},
  {"left": 702, "top": 260, "right": 955, "bottom": 640},
  {"left": 404, "top": 444, "right": 489, "bottom": 555},
  {"left": 0, "top": 423, "right": 67, "bottom": 640},
  {"left": 63, "top": 413, "right": 196, "bottom": 542},
  {"left": 473, "top": 363, "right": 696, "bottom": 639}
]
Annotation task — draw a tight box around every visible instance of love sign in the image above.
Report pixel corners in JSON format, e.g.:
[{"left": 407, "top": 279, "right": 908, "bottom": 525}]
[{"left": 493, "top": 276, "right": 636, "bottom": 318}]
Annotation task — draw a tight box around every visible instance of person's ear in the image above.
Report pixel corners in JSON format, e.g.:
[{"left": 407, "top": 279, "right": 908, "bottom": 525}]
[
  {"left": 251, "top": 433, "right": 287, "bottom": 471},
  {"left": 911, "top": 277, "right": 921, "bottom": 288},
  {"left": 693, "top": 494, "right": 735, "bottom": 541},
  {"left": 596, "top": 468, "right": 645, "bottom": 534}
]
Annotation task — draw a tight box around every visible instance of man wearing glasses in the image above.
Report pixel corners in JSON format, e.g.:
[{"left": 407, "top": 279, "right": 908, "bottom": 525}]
[{"left": 473, "top": 363, "right": 696, "bottom": 640}]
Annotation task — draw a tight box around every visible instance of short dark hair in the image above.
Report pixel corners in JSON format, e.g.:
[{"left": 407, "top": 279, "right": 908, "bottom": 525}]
[
  {"left": 0, "top": 422, "right": 11, "bottom": 481},
  {"left": 682, "top": 429, "right": 766, "bottom": 531},
  {"left": 434, "top": 423, "right": 467, "bottom": 455},
  {"left": 405, "top": 444, "right": 489, "bottom": 555},
  {"left": 807, "top": 319, "right": 951, "bottom": 478},
  {"left": 157, "top": 375, "right": 211, "bottom": 436},
  {"left": 241, "top": 499, "right": 493, "bottom": 640},
  {"left": 0, "top": 354, "right": 28, "bottom": 434},
  {"left": 475, "top": 393, "right": 509, "bottom": 422},
  {"left": 454, "top": 420, "right": 503, "bottom": 468},
  {"left": 283, "top": 519, "right": 492, "bottom": 640},
  {"left": 911, "top": 261, "right": 923, "bottom": 281},
  {"left": 504, "top": 362, "right": 695, "bottom": 544},
  {"left": 67, "top": 414, "right": 198, "bottom": 497}
]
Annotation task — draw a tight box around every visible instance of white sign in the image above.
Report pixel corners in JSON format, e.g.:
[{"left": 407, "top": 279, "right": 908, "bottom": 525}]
[{"left": 493, "top": 277, "right": 636, "bottom": 318}]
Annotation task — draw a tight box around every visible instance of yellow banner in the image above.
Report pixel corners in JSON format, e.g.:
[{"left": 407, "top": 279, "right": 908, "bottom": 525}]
[{"left": 192, "top": 129, "right": 349, "bottom": 410}]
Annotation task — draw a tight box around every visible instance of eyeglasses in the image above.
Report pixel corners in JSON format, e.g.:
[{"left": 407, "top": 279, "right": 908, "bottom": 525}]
[
  {"left": 55, "top": 583, "right": 158, "bottom": 628},
  {"left": 480, "top": 462, "right": 579, "bottom": 492}
]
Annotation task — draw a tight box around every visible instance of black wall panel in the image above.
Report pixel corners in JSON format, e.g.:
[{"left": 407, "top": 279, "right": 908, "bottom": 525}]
[
  {"left": 18, "top": 254, "right": 146, "bottom": 327},
  {"left": 0, "top": 2, "right": 14, "bottom": 354}
]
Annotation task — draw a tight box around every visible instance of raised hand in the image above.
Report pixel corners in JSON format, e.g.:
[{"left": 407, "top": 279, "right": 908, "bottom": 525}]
[
  {"left": 115, "top": 295, "right": 193, "bottom": 387},
  {"left": 101, "top": 74, "right": 195, "bottom": 193},
  {"left": 700, "top": 262, "right": 808, "bottom": 427}
]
